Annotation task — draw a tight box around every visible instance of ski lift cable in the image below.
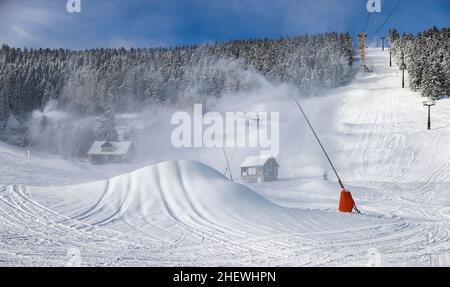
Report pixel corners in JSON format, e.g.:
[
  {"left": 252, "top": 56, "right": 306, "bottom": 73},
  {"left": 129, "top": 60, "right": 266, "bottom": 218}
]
[
  {"left": 371, "top": 0, "right": 405, "bottom": 36},
  {"left": 362, "top": 12, "right": 372, "bottom": 33},
  {"left": 361, "top": 0, "right": 383, "bottom": 33}
]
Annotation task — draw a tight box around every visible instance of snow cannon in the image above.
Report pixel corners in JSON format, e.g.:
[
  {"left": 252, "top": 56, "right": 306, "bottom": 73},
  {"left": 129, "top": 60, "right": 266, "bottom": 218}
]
[
  {"left": 339, "top": 189, "right": 357, "bottom": 213},
  {"left": 288, "top": 96, "right": 362, "bottom": 214}
]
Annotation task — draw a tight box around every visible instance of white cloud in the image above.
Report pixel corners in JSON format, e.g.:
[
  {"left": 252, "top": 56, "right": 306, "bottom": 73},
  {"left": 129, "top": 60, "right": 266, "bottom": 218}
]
[
  {"left": 0, "top": 0, "right": 180, "bottom": 49},
  {"left": 0, "top": 0, "right": 73, "bottom": 47}
]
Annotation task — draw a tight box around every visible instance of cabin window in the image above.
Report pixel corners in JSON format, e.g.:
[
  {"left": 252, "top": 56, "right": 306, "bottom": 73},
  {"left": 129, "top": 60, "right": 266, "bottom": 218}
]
[
  {"left": 265, "top": 164, "right": 275, "bottom": 174},
  {"left": 102, "top": 147, "right": 114, "bottom": 153},
  {"left": 247, "top": 167, "right": 256, "bottom": 176}
]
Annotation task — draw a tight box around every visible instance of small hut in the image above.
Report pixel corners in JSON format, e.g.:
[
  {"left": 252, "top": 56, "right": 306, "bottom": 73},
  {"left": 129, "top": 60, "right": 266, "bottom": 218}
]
[
  {"left": 240, "top": 155, "right": 279, "bottom": 183},
  {"left": 1, "top": 114, "right": 28, "bottom": 146},
  {"left": 87, "top": 141, "right": 135, "bottom": 165}
]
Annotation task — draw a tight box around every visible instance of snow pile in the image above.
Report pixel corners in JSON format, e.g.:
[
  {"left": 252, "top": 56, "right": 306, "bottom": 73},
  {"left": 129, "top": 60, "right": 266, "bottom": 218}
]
[{"left": 33, "top": 160, "right": 373, "bottom": 237}]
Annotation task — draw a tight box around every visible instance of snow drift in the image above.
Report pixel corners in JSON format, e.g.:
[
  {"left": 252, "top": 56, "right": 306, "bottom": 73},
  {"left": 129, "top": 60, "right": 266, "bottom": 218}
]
[
  {"left": 32, "top": 160, "right": 375, "bottom": 239},
  {"left": 1, "top": 159, "right": 443, "bottom": 266}
]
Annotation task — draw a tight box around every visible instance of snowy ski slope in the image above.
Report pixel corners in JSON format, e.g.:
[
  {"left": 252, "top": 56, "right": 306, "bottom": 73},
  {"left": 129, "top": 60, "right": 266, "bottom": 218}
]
[{"left": 1, "top": 48, "right": 450, "bottom": 266}]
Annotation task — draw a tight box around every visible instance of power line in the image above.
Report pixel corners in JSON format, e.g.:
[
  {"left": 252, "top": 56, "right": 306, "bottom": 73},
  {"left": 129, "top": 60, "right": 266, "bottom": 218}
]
[
  {"left": 371, "top": 0, "right": 405, "bottom": 35},
  {"left": 362, "top": 12, "right": 372, "bottom": 33}
]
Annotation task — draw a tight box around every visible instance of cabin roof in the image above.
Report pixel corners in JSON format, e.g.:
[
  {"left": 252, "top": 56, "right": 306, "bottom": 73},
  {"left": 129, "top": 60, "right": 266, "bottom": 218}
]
[
  {"left": 87, "top": 141, "right": 133, "bottom": 155},
  {"left": 101, "top": 141, "right": 114, "bottom": 148},
  {"left": 240, "top": 155, "right": 278, "bottom": 168}
]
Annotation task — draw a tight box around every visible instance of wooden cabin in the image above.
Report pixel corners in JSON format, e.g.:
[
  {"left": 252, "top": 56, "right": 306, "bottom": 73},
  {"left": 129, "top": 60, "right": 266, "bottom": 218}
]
[
  {"left": 240, "top": 156, "right": 279, "bottom": 183},
  {"left": 87, "top": 141, "right": 135, "bottom": 165},
  {"left": 1, "top": 114, "right": 28, "bottom": 146}
]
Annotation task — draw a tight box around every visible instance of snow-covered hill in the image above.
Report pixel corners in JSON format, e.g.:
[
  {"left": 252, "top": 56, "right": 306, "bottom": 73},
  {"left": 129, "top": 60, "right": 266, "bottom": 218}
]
[
  {"left": 0, "top": 160, "right": 426, "bottom": 266},
  {"left": 1, "top": 48, "right": 450, "bottom": 266}
]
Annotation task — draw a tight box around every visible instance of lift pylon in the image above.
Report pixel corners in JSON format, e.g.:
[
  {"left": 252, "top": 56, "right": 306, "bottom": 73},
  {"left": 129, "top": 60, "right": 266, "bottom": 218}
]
[{"left": 358, "top": 32, "right": 371, "bottom": 72}]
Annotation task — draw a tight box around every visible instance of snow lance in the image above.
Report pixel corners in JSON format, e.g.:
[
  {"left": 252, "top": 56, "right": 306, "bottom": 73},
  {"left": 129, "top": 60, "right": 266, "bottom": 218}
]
[{"left": 289, "top": 96, "right": 361, "bottom": 214}]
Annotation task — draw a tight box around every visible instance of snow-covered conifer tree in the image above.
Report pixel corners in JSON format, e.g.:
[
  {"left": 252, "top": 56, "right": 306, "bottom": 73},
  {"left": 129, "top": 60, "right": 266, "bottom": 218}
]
[{"left": 96, "top": 108, "right": 118, "bottom": 141}]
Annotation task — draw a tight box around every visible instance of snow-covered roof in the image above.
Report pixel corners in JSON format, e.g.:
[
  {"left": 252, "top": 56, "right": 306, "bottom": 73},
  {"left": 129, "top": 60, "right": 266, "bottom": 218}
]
[
  {"left": 240, "top": 155, "right": 278, "bottom": 168},
  {"left": 101, "top": 141, "right": 114, "bottom": 148},
  {"left": 87, "top": 141, "right": 133, "bottom": 155}
]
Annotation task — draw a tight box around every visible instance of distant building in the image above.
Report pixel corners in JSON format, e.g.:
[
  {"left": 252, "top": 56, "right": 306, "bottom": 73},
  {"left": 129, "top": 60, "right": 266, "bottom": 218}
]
[
  {"left": 87, "top": 141, "right": 135, "bottom": 165},
  {"left": 1, "top": 114, "right": 28, "bottom": 146},
  {"left": 240, "top": 155, "right": 279, "bottom": 183}
]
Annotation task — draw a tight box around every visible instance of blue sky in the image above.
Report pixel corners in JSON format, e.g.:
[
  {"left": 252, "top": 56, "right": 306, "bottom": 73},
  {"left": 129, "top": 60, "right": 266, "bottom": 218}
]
[{"left": 0, "top": 0, "right": 449, "bottom": 49}]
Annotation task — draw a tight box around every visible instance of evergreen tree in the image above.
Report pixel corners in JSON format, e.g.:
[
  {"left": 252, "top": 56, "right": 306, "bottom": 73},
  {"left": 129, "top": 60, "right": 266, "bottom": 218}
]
[
  {"left": 422, "top": 62, "right": 447, "bottom": 99},
  {"left": 388, "top": 29, "right": 400, "bottom": 47},
  {"left": 0, "top": 33, "right": 355, "bottom": 114},
  {"left": 0, "top": 89, "right": 9, "bottom": 131},
  {"left": 391, "top": 27, "right": 450, "bottom": 99},
  {"left": 96, "top": 108, "right": 118, "bottom": 141}
]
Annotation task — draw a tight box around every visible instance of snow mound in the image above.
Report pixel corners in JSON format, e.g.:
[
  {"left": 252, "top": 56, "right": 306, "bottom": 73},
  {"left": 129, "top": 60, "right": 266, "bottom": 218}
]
[{"left": 32, "top": 160, "right": 378, "bottom": 239}]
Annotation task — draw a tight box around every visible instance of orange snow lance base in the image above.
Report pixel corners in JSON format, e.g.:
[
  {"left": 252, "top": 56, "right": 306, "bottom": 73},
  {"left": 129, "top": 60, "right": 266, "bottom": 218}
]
[
  {"left": 289, "top": 96, "right": 362, "bottom": 214},
  {"left": 339, "top": 189, "right": 356, "bottom": 213}
]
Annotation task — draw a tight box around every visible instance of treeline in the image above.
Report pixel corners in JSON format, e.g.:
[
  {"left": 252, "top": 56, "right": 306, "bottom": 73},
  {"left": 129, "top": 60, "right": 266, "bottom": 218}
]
[
  {"left": 389, "top": 27, "right": 450, "bottom": 99},
  {"left": 0, "top": 33, "right": 353, "bottom": 130}
]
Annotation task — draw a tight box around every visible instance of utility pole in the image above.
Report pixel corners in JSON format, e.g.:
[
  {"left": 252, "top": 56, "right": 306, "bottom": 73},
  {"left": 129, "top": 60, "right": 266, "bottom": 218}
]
[
  {"left": 423, "top": 100, "right": 436, "bottom": 130},
  {"left": 399, "top": 52, "right": 406, "bottom": 88},
  {"left": 389, "top": 48, "right": 392, "bottom": 67}
]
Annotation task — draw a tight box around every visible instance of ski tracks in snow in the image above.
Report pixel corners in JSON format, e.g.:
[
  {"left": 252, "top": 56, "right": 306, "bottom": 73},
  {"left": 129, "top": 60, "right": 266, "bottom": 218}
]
[{"left": 2, "top": 49, "right": 450, "bottom": 266}]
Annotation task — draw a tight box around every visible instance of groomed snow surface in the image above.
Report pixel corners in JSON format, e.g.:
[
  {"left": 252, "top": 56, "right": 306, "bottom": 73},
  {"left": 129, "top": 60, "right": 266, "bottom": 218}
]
[{"left": 2, "top": 49, "right": 450, "bottom": 266}]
